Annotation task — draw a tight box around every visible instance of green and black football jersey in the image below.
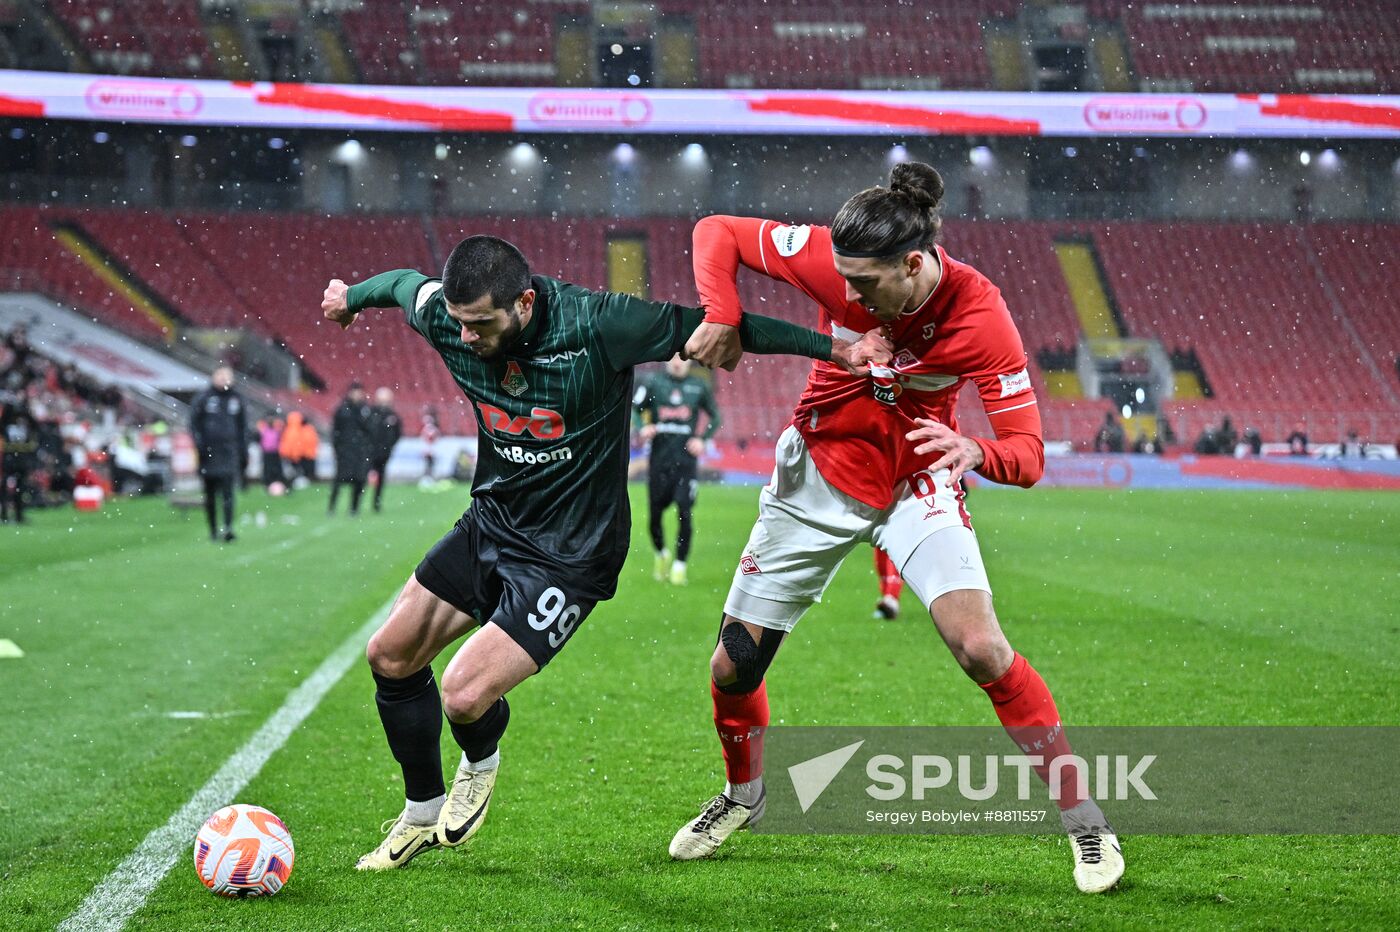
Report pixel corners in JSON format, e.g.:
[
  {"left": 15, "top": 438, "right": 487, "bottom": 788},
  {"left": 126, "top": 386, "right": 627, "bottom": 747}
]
[
  {"left": 633, "top": 372, "right": 719, "bottom": 468},
  {"left": 346, "top": 270, "right": 829, "bottom": 597}
]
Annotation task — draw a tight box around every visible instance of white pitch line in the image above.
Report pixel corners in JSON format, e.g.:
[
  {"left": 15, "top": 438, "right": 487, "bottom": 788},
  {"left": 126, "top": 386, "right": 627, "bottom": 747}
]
[
  {"left": 58, "top": 592, "right": 397, "bottom": 932},
  {"left": 229, "top": 522, "right": 334, "bottom": 568}
]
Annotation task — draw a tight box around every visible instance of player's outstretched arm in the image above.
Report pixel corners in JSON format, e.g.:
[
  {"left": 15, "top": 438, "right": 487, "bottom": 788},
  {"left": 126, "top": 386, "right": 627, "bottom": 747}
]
[
  {"left": 702, "top": 310, "right": 892, "bottom": 376},
  {"left": 324, "top": 269, "right": 434, "bottom": 331},
  {"left": 595, "top": 290, "right": 890, "bottom": 374}
]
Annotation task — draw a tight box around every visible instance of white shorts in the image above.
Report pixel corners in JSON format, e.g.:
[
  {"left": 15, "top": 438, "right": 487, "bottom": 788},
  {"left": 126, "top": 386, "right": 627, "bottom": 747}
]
[{"left": 724, "top": 426, "right": 992, "bottom": 631}]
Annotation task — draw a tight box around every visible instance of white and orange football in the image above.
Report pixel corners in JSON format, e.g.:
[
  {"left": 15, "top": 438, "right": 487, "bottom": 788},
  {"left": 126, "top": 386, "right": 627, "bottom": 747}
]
[{"left": 193, "top": 804, "right": 295, "bottom": 897}]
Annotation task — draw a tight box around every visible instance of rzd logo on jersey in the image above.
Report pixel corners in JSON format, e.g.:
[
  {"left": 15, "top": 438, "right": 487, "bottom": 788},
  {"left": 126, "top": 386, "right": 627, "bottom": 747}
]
[{"left": 477, "top": 404, "right": 565, "bottom": 440}]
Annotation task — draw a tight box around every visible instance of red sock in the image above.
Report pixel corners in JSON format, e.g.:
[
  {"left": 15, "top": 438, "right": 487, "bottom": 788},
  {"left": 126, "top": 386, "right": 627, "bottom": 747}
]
[
  {"left": 979, "top": 653, "right": 1087, "bottom": 810},
  {"left": 712, "top": 680, "right": 768, "bottom": 784},
  {"left": 874, "top": 548, "right": 903, "bottom": 601}
]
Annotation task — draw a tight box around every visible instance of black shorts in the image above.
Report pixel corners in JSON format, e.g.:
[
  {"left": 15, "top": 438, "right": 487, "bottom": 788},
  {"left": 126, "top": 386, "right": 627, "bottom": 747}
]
[
  {"left": 414, "top": 512, "right": 600, "bottom": 669},
  {"left": 648, "top": 456, "right": 698, "bottom": 512}
]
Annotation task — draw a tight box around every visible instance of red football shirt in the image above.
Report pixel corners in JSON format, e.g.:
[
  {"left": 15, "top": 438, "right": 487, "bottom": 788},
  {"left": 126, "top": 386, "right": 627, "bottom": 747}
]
[{"left": 693, "top": 215, "right": 1044, "bottom": 509}]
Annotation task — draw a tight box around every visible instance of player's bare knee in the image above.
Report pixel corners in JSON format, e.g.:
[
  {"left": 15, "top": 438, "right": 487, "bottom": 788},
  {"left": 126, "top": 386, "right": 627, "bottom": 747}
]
[
  {"left": 710, "top": 643, "right": 738, "bottom": 686},
  {"left": 441, "top": 680, "right": 498, "bottom": 724},
  {"left": 365, "top": 630, "right": 417, "bottom": 680},
  {"left": 948, "top": 630, "right": 1013, "bottom": 683}
]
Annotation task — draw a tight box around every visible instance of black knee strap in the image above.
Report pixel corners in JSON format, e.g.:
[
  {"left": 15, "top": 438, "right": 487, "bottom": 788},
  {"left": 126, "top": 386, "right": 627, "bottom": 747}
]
[{"left": 715, "top": 618, "right": 782, "bottom": 695}]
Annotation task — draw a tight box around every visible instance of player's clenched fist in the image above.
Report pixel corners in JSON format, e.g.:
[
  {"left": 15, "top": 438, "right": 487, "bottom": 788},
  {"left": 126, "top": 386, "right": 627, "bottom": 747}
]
[
  {"left": 322, "top": 278, "right": 358, "bottom": 330},
  {"left": 684, "top": 321, "right": 743, "bottom": 371},
  {"left": 906, "top": 417, "right": 985, "bottom": 488},
  {"left": 829, "top": 328, "right": 894, "bottom": 376}
]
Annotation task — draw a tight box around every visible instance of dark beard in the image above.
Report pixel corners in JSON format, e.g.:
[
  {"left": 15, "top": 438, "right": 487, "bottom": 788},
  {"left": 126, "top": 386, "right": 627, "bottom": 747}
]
[{"left": 470, "top": 309, "right": 524, "bottom": 360}]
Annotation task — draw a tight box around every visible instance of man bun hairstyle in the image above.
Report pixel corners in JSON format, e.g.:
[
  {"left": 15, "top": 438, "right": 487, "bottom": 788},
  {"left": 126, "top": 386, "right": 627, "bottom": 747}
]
[
  {"left": 442, "top": 235, "right": 531, "bottom": 308},
  {"left": 831, "top": 161, "right": 945, "bottom": 260}
]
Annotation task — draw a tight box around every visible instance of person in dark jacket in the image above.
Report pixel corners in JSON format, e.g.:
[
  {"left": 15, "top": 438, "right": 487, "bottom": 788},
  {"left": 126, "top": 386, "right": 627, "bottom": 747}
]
[
  {"left": 1, "top": 399, "right": 39, "bottom": 524},
  {"left": 329, "top": 381, "right": 374, "bottom": 515},
  {"left": 368, "top": 386, "right": 403, "bottom": 513},
  {"left": 189, "top": 366, "right": 248, "bottom": 542}
]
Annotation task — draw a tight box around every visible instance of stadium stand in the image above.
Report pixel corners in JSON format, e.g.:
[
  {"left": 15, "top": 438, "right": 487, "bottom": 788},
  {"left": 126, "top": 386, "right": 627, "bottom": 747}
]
[
  {"left": 45, "top": 0, "right": 215, "bottom": 78},
  {"left": 10, "top": 1, "right": 1396, "bottom": 94},
  {"left": 1092, "top": 0, "right": 1400, "bottom": 94},
  {"left": 416, "top": 6, "right": 557, "bottom": 86},
  {"left": 337, "top": 0, "right": 418, "bottom": 85},
  {"left": 5, "top": 207, "right": 1397, "bottom": 444},
  {"left": 691, "top": 1, "right": 1005, "bottom": 90}
]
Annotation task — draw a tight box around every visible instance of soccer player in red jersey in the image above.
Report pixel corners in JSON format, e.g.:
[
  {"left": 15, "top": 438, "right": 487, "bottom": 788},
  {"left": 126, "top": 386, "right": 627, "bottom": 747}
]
[{"left": 669, "top": 162, "right": 1123, "bottom": 894}]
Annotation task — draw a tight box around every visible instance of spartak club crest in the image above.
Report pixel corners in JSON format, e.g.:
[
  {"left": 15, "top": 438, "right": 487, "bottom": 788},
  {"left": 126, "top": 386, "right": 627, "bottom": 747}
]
[{"left": 501, "top": 361, "right": 528, "bottom": 397}]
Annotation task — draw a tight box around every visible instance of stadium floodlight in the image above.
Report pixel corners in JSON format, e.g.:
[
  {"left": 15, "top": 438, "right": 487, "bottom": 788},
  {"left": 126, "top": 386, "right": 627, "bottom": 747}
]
[
  {"left": 268, "top": 137, "right": 286, "bottom": 150},
  {"left": 680, "top": 143, "right": 708, "bottom": 169},
  {"left": 435, "top": 143, "right": 450, "bottom": 160},
  {"left": 7, "top": 127, "right": 24, "bottom": 140},
  {"left": 1318, "top": 148, "right": 1340, "bottom": 170},
  {"left": 887, "top": 143, "right": 910, "bottom": 165},
  {"left": 612, "top": 142, "right": 636, "bottom": 167},
  {"left": 508, "top": 142, "right": 540, "bottom": 169},
  {"left": 1299, "top": 150, "right": 1312, "bottom": 166},
  {"left": 180, "top": 134, "right": 197, "bottom": 147},
  {"left": 334, "top": 139, "right": 366, "bottom": 165},
  {"left": 1229, "top": 148, "right": 1253, "bottom": 171},
  {"left": 93, "top": 131, "right": 109, "bottom": 143},
  {"left": 969, "top": 145, "right": 993, "bottom": 167}
]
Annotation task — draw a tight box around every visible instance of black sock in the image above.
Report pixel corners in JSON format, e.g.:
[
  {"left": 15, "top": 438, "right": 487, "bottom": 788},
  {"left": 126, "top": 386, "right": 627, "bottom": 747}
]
[
  {"left": 448, "top": 696, "right": 510, "bottom": 763},
  {"left": 373, "top": 666, "right": 445, "bottom": 802}
]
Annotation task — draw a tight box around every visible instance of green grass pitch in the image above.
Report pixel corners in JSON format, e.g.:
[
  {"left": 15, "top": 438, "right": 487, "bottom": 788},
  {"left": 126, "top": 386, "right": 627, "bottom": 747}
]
[{"left": 1, "top": 483, "right": 1396, "bottom": 930}]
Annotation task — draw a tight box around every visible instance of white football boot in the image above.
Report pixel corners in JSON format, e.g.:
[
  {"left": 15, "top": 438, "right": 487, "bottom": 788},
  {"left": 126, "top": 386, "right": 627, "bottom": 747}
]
[
  {"left": 355, "top": 812, "right": 440, "bottom": 870},
  {"left": 436, "top": 760, "right": 498, "bottom": 847},
  {"left": 1062, "top": 800, "right": 1124, "bottom": 893},
  {"left": 669, "top": 791, "right": 766, "bottom": 860}
]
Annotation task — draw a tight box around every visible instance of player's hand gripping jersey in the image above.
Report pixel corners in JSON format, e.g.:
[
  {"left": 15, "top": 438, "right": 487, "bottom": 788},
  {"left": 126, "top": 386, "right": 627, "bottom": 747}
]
[{"left": 693, "top": 216, "right": 1044, "bottom": 508}]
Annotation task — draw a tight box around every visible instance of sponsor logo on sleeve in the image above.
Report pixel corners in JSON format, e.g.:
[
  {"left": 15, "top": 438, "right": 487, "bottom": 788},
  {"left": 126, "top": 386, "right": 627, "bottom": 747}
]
[
  {"left": 997, "top": 368, "right": 1031, "bottom": 398},
  {"left": 770, "top": 224, "right": 812, "bottom": 257}
]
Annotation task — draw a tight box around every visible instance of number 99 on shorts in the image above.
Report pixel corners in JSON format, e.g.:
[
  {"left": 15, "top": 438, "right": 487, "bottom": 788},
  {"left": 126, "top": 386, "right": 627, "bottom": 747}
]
[{"left": 527, "top": 586, "right": 582, "bottom": 649}]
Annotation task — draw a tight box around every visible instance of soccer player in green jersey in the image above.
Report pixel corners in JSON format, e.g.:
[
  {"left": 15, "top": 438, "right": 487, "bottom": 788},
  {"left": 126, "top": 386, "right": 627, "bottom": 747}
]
[
  {"left": 633, "top": 354, "right": 720, "bottom": 586},
  {"left": 320, "top": 235, "right": 890, "bottom": 870}
]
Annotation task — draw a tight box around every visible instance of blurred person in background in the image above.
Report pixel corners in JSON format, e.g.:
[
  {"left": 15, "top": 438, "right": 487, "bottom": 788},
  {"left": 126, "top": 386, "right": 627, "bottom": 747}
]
[
  {"left": 633, "top": 353, "right": 720, "bottom": 586},
  {"left": 329, "top": 382, "right": 374, "bottom": 516},
  {"left": 1286, "top": 421, "right": 1309, "bottom": 456},
  {"left": 419, "top": 410, "right": 440, "bottom": 484},
  {"left": 1341, "top": 430, "right": 1367, "bottom": 459},
  {"left": 189, "top": 366, "right": 248, "bottom": 542},
  {"left": 1093, "top": 411, "right": 1125, "bottom": 453},
  {"left": 258, "top": 416, "right": 285, "bottom": 488},
  {"left": 369, "top": 387, "right": 404, "bottom": 513},
  {"left": 1216, "top": 416, "right": 1238, "bottom": 456},
  {"left": 1, "top": 397, "right": 38, "bottom": 523}
]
